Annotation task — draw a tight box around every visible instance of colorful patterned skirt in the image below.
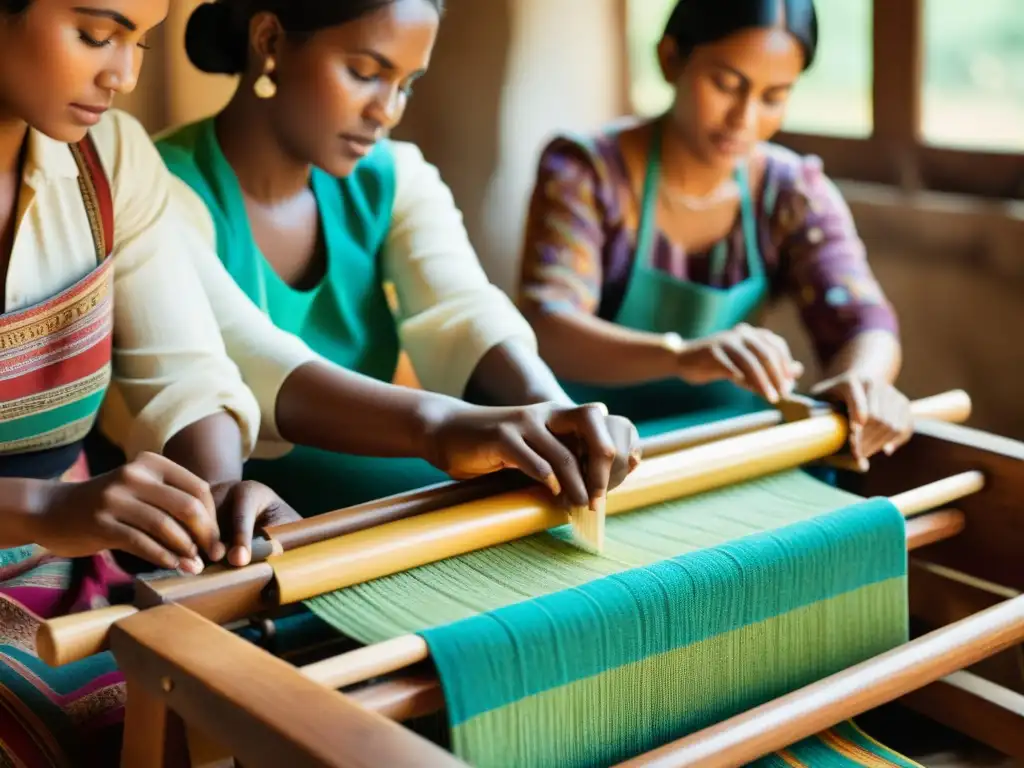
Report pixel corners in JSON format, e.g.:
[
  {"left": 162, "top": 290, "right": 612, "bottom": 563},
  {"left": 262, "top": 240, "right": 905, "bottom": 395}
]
[{"left": 0, "top": 454, "right": 133, "bottom": 767}]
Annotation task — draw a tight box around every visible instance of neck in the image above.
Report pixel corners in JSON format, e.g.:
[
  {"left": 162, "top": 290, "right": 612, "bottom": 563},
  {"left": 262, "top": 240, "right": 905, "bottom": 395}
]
[
  {"left": 215, "top": 86, "right": 312, "bottom": 203},
  {"left": 0, "top": 117, "right": 28, "bottom": 180},
  {"left": 655, "top": 113, "right": 735, "bottom": 197}
]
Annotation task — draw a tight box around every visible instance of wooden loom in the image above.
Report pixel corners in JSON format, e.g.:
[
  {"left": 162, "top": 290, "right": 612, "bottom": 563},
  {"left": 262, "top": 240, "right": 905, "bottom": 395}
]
[{"left": 36, "top": 389, "right": 1024, "bottom": 767}]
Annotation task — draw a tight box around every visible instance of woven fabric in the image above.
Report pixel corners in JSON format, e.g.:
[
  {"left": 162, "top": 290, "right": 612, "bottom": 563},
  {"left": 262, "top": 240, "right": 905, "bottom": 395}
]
[
  {"left": 0, "top": 547, "right": 129, "bottom": 768},
  {"left": 306, "top": 471, "right": 909, "bottom": 767},
  {"left": 754, "top": 719, "right": 924, "bottom": 767}
]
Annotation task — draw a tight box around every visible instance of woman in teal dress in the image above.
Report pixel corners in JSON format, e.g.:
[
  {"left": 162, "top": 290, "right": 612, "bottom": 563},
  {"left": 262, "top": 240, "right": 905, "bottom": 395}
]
[
  {"left": 519, "top": 0, "right": 912, "bottom": 469},
  {"left": 150, "top": 0, "right": 640, "bottom": 517}
]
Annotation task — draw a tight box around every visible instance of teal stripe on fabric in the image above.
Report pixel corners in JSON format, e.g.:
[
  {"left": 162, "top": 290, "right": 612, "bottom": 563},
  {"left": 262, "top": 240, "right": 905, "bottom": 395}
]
[
  {"left": 421, "top": 498, "right": 906, "bottom": 727},
  {"left": 0, "top": 389, "right": 105, "bottom": 443},
  {"left": 0, "top": 645, "right": 119, "bottom": 697}
]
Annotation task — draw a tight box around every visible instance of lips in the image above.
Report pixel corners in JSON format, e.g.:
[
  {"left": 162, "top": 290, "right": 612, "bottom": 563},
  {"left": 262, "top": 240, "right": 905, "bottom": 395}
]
[
  {"left": 68, "top": 102, "right": 110, "bottom": 127},
  {"left": 71, "top": 103, "right": 110, "bottom": 116},
  {"left": 339, "top": 133, "right": 378, "bottom": 159},
  {"left": 709, "top": 132, "right": 750, "bottom": 156}
]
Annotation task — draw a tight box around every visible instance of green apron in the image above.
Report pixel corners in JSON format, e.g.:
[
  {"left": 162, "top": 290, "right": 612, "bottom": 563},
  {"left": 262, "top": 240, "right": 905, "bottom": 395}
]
[
  {"left": 560, "top": 122, "right": 772, "bottom": 437},
  {"left": 156, "top": 120, "right": 450, "bottom": 517}
]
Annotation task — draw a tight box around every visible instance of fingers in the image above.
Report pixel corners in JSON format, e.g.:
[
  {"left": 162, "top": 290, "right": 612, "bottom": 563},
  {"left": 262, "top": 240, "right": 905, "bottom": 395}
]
[
  {"left": 101, "top": 516, "right": 187, "bottom": 572},
  {"left": 721, "top": 337, "right": 778, "bottom": 402},
  {"left": 131, "top": 453, "right": 224, "bottom": 561},
  {"left": 521, "top": 424, "right": 591, "bottom": 509},
  {"left": 860, "top": 382, "right": 913, "bottom": 460},
  {"left": 547, "top": 404, "right": 617, "bottom": 510},
  {"left": 492, "top": 431, "right": 561, "bottom": 498},
  {"left": 104, "top": 480, "right": 207, "bottom": 572},
  {"left": 607, "top": 417, "right": 642, "bottom": 491}
]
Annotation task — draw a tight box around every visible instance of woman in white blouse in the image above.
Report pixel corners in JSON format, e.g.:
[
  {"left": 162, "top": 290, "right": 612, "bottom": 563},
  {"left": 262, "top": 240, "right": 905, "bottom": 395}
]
[{"left": 131, "top": 0, "right": 642, "bottom": 519}]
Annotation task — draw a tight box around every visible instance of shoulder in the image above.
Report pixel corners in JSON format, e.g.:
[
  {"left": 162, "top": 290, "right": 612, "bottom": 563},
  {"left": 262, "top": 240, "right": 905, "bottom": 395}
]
[
  {"left": 758, "top": 142, "right": 853, "bottom": 225},
  {"left": 759, "top": 142, "right": 840, "bottom": 200}
]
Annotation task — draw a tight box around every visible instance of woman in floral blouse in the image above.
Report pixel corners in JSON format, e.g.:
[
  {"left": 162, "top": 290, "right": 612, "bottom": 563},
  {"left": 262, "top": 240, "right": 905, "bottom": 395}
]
[{"left": 518, "top": 0, "right": 911, "bottom": 467}]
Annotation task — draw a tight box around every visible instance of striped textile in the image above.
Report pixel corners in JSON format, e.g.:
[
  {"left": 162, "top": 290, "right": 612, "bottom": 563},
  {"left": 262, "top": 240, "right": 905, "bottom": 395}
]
[
  {"left": 0, "top": 547, "right": 130, "bottom": 768},
  {"left": 756, "top": 720, "right": 923, "bottom": 767},
  {"left": 0, "top": 137, "right": 113, "bottom": 468},
  {"left": 306, "top": 471, "right": 910, "bottom": 767},
  {"left": 0, "top": 134, "right": 126, "bottom": 768}
]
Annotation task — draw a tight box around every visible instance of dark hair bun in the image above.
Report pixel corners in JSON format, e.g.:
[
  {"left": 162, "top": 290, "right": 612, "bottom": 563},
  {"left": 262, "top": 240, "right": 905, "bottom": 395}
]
[{"left": 185, "top": 2, "right": 248, "bottom": 75}]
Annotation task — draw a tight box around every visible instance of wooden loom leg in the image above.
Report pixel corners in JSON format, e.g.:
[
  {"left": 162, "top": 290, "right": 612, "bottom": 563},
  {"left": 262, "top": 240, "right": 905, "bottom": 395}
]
[
  {"left": 109, "top": 603, "right": 465, "bottom": 768},
  {"left": 120, "top": 681, "right": 190, "bottom": 768}
]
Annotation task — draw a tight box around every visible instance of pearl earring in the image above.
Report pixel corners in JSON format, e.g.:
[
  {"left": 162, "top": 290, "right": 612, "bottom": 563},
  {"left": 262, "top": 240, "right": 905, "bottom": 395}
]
[{"left": 254, "top": 57, "right": 277, "bottom": 99}]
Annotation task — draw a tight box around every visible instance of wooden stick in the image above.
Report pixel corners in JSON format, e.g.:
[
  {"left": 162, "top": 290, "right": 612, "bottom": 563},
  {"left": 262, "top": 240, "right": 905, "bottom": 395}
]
[
  {"left": 304, "top": 507, "right": 966, "bottom": 713},
  {"left": 270, "top": 415, "right": 852, "bottom": 604},
  {"left": 889, "top": 470, "right": 984, "bottom": 516},
  {"left": 257, "top": 389, "right": 971, "bottom": 555},
  {"left": 612, "top": 594, "right": 1024, "bottom": 768},
  {"left": 36, "top": 563, "right": 276, "bottom": 669},
  {"left": 34, "top": 390, "right": 973, "bottom": 668},
  {"left": 298, "top": 470, "right": 980, "bottom": 692}
]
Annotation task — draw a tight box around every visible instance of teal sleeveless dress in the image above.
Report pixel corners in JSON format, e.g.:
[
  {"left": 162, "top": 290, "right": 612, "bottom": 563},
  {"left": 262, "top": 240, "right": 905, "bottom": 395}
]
[{"left": 157, "top": 120, "right": 449, "bottom": 516}]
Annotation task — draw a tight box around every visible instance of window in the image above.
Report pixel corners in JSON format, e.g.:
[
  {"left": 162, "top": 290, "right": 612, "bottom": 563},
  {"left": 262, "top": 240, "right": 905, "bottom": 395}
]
[
  {"left": 784, "top": 0, "right": 872, "bottom": 138},
  {"left": 624, "top": 0, "right": 675, "bottom": 117},
  {"left": 623, "top": 0, "right": 1024, "bottom": 199},
  {"left": 922, "top": 0, "right": 1024, "bottom": 151},
  {"left": 625, "top": 0, "right": 873, "bottom": 136}
]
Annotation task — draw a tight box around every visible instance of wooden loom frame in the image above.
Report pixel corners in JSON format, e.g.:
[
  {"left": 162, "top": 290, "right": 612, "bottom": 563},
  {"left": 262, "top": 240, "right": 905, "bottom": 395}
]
[{"left": 38, "top": 390, "right": 1024, "bottom": 767}]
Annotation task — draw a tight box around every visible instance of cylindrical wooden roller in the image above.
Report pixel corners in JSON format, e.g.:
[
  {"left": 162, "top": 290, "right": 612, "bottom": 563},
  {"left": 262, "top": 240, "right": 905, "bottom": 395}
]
[
  {"left": 35, "top": 390, "right": 974, "bottom": 667},
  {"left": 257, "top": 389, "right": 972, "bottom": 555}
]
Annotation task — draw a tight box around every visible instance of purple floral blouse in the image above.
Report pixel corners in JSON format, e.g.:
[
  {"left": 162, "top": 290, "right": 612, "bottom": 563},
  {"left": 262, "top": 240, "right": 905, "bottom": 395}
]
[{"left": 517, "top": 130, "right": 899, "bottom": 367}]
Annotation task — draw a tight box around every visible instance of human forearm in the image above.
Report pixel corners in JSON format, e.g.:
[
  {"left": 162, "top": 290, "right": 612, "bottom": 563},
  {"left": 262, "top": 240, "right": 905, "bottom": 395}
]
[
  {"left": 822, "top": 330, "right": 902, "bottom": 385},
  {"left": 0, "top": 479, "right": 49, "bottom": 548},
  {"left": 524, "top": 307, "right": 680, "bottom": 386},
  {"left": 163, "top": 411, "right": 247, "bottom": 487},
  {"left": 463, "top": 340, "right": 576, "bottom": 407},
  {"left": 274, "top": 360, "right": 462, "bottom": 458}
]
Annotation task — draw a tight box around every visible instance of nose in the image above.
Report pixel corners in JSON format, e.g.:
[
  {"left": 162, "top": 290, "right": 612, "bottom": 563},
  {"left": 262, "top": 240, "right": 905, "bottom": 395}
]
[
  {"left": 365, "top": 83, "right": 404, "bottom": 130},
  {"left": 725, "top": 94, "right": 758, "bottom": 134},
  {"left": 95, "top": 46, "right": 141, "bottom": 95}
]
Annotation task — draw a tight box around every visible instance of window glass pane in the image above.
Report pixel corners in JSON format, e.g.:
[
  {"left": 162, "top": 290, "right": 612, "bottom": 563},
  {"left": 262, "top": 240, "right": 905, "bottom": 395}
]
[
  {"left": 922, "top": 0, "right": 1024, "bottom": 151},
  {"left": 625, "top": 0, "right": 676, "bottom": 117},
  {"left": 784, "top": 0, "right": 873, "bottom": 137},
  {"left": 625, "top": 0, "right": 873, "bottom": 138}
]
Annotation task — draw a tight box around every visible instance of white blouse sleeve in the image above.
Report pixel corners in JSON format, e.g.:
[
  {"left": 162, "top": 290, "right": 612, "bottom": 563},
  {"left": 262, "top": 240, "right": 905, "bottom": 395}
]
[
  {"left": 92, "top": 111, "right": 264, "bottom": 458},
  {"left": 383, "top": 141, "right": 537, "bottom": 398}
]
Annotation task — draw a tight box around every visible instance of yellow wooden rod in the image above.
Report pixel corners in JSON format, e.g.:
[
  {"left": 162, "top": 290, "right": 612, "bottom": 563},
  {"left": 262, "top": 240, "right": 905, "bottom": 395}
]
[
  {"left": 271, "top": 414, "right": 850, "bottom": 605},
  {"left": 297, "top": 472, "right": 984, "bottom": 691}
]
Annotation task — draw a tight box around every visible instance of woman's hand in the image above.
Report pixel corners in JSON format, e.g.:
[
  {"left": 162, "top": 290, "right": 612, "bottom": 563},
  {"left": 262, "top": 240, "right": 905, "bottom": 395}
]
[
  {"left": 422, "top": 402, "right": 641, "bottom": 511},
  {"left": 210, "top": 480, "right": 301, "bottom": 568},
  {"left": 30, "top": 452, "right": 224, "bottom": 574},
  {"left": 811, "top": 374, "right": 912, "bottom": 469},
  {"left": 674, "top": 324, "right": 804, "bottom": 403}
]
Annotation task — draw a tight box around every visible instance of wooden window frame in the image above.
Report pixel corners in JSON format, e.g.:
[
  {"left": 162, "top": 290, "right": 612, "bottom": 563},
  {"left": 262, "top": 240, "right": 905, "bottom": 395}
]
[{"left": 773, "top": 0, "right": 1024, "bottom": 200}]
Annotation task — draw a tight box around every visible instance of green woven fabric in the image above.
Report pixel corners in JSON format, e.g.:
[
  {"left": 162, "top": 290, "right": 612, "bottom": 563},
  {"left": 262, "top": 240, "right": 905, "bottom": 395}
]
[
  {"left": 305, "top": 471, "right": 909, "bottom": 767},
  {"left": 753, "top": 719, "right": 923, "bottom": 766}
]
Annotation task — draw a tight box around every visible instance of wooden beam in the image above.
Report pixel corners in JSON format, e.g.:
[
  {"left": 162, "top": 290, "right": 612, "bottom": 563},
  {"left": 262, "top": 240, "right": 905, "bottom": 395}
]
[
  {"left": 901, "top": 671, "right": 1024, "bottom": 759},
  {"left": 858, "top": 420, "right": 1024, "bottom": 591},
  {"left": 109, "top": 605, "right": 464, "bottom": 768}
]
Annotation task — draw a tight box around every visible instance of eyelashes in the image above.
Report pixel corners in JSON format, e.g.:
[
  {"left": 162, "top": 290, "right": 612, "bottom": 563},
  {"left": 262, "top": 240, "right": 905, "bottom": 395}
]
[{"left": 78, "top": 31, "right": 151, "bottom": 50}]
